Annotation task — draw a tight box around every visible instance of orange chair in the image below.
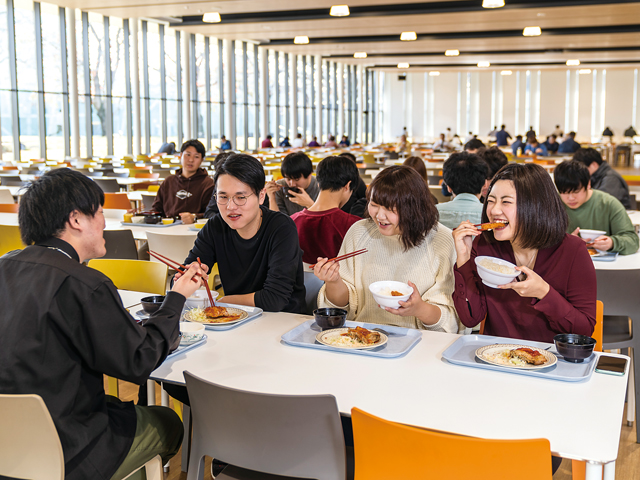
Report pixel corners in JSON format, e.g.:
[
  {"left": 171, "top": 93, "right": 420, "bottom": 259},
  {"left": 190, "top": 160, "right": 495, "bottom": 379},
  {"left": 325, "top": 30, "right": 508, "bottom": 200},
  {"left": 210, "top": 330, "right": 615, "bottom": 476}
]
[
  {"left": 0, "top": 203, "right": 19, "bottom": 213},
  {"left": 103, "top": 193, "right": 132, "bottom": 210},
  {"left": 351, "top": 407, "right": 552, "bottom": 480},
  {"left": 135, "top": 173, "right": 160, "bottom": 179}
]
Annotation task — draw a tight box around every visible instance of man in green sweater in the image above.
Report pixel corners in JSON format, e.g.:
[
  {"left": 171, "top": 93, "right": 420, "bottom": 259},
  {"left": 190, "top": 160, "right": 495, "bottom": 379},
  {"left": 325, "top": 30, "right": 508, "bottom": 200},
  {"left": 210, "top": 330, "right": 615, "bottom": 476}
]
[{"left": 554, "top": 160, "right": 638, "bottom": 255}]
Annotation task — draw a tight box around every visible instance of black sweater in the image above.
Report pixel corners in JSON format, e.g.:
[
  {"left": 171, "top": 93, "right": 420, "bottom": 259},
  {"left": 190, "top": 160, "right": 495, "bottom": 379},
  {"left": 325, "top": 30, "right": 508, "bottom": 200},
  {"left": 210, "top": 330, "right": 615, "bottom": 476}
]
[{"left": 185, "top": 206, "right": 305, "bottom": 313}]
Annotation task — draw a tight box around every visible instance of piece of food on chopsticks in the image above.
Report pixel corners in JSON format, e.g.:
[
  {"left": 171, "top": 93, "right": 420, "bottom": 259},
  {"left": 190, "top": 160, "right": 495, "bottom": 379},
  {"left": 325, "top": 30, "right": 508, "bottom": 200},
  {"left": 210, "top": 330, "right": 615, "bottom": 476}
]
[
  {"left": 587, "top": 248, "right": 598, "bottom": 256},
  {"left": 340, "top": 326, "right": 381, "bottom": 345},
  {"left": 184, "top": 307, "right": 243, "bottom": 324},
  {"left": 508, "top": 347, "right": 547, "bottom": 366},
  {"left": 476, "top": 221, "right": 508, "bottom": 231}
]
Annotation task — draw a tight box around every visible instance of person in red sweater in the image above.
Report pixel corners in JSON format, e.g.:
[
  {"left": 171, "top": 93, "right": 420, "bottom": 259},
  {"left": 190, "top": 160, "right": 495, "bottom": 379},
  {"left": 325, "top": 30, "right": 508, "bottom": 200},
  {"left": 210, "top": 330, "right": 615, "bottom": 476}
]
[
  {"left": 292, "top": 155, "right": 361, "bottom": 265},
  {"left": 452, "top": 163, "right": 596, "bottom": 344},
  {"left": 151, "top": 139, "right": 214, "bottom": 224}
]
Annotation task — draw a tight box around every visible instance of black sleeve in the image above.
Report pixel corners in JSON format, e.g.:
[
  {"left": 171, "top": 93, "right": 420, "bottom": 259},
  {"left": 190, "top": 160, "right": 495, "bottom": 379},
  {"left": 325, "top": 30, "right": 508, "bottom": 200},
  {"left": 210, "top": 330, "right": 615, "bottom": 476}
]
[
  {"left": 203, "top": 186, "right": 219, "bottom": 218},
  {"left": 349, "top": 197, "right": 368, "bottom": 218}
]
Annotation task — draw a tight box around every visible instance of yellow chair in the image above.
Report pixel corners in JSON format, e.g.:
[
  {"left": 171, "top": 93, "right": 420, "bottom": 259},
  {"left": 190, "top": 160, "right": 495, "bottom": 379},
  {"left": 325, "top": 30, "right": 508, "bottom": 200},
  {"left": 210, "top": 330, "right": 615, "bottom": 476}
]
[
  {"left": 351, "top": 407, "right": 552, "bottom": 480},
  {"left": 87, "top": 259, "right": 168, "bottom": 295},
  {"left": 0, "top": 225, "right": 23, "bottom": 256}
]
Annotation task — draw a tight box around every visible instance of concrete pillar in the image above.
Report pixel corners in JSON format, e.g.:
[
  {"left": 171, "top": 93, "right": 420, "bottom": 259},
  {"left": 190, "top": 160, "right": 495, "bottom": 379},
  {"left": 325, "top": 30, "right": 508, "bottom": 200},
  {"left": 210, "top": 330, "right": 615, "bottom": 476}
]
[
  {"left": 259, "top": 47, "right": 268, "bottom": 143},
  {"left": 67, "top": 8, "right": 80, "bottom": 159},
  {"left": 337, "top": 63, "right": 344, "bottom": 138},
  {"left": 224, "top": 39, "right": 235, "bottom": 148},
  {"left": 182, "top": 32, "right": 192, "bottom": 140},
  {"left": 290, "top": 54, "right": 297, "bottom": 140},
  {"left": 315, "top": 55, "right": 323, "bottom": 143}
]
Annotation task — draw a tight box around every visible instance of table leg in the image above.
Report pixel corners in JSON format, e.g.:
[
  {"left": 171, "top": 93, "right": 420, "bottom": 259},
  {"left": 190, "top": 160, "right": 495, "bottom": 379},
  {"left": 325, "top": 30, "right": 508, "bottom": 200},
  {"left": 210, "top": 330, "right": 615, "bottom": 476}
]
[
  {"left": 628, "top": 349, "right": 635, "bottom": 427},
  {"left": 634, "top": 345, "right": 640, "bottom": 442},
  {"left": 585, "top": 462, "right": 603, "bottom": 480},
  {"left": 603, "top": 461, "right": 616, "bottom": 480}
]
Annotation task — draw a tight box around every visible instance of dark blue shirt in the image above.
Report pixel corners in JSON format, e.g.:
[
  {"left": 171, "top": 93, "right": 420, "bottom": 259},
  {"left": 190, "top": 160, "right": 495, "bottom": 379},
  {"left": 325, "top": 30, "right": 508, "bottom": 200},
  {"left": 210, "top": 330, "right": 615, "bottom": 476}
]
[
  {"left": 511, "top": 139, "right": 524, "bottom": 156},
  {"left": 543, "top": 140, "right": 559, "bottom": 153},
  {"left": 220, "top": 140, "right": 232, "bottom": 151},
  {"left": 495, "top": 129, "right": 511, "bottom": 146},
  {"left": 558, "top": 138, "right": 580, "bottom": 153}
]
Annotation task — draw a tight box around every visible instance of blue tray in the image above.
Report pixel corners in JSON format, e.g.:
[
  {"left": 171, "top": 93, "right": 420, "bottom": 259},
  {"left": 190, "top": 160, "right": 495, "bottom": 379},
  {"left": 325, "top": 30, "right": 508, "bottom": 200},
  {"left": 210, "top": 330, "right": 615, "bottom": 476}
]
[
  {"left": 167, "top": 335, "right": 207, "bottom": 359},
  {"left": 120, "top": 220, "right": 183, "bottom": 227},
  {"left": 442, "top": 335, "right": 598, "bottom": 382},
  {"left": 591, "top": 251, "right": 618, "bottom": 262},
  {"left": 183, "top": 303, "right": 263, "bottom": 331},
  {"left": 281, "top": 320, "right": 422, "bottom": 358}
]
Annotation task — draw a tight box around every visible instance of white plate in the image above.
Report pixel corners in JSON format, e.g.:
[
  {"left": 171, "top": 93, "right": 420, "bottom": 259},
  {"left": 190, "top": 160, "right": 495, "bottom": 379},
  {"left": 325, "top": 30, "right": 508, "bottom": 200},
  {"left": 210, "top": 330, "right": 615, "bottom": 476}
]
[
  {"left": 475, "top": 344, "right": 557, "bottom": 370},
  {"left": 183, "top": 307, "right": 248, "bottom": 325},
  {"left": 316, "top": 327, "right": 388, "bottom": 350}
]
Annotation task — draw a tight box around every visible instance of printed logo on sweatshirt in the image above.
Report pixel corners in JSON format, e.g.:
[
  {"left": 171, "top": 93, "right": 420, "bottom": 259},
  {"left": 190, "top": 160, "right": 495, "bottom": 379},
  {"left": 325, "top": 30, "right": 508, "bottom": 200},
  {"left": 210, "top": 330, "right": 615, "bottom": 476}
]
[{"left": 176, "top": 190, "right": 192, "bottom": 200}]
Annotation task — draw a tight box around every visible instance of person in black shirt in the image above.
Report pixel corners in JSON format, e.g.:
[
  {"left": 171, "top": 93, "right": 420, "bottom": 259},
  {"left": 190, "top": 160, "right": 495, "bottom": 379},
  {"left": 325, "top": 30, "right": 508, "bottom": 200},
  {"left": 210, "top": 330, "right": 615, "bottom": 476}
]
[{"left": 0, "top": 169, "right": 205, "bottom": 480}]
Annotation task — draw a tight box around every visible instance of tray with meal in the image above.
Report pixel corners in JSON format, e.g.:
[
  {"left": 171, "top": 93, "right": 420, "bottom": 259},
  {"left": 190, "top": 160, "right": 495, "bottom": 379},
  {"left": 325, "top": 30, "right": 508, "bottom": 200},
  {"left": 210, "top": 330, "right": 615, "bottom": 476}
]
[
  {"left": 281, "top": 320, "right": 422, "bottom": 358},
  {"left": 442, "top": 335, "right": 599, "bottom": 382},
  {"left": 166, "top": 335, "right": 208, "bottom": 359},
  {"left": 181, "top": 302, "right": 263, "bottom": 330},
  {"left": 587, "top": 248, "right": 618, "bottom": 261}
]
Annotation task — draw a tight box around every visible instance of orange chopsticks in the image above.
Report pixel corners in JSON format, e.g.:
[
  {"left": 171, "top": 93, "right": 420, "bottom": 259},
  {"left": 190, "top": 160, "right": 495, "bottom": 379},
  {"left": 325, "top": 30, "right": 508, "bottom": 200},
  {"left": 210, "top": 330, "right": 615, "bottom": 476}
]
[
  {"left": 149, "top": 250, "right": 213, "bottom": 305},
  {"left": 308, "top": 248, "right": 368, "bottom": 269}
]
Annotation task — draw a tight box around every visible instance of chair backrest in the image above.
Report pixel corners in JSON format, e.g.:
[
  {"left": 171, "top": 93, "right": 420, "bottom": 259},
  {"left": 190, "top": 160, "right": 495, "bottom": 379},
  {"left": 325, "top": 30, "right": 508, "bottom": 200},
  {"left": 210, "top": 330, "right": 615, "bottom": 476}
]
[
  {"left": 87, "top": 258, "right": 168, "bottom": 295},
  {"left": 0, "top": 225, "right": 24, "bottom": 256},
  {"left": 0, "top": 188, "right": 15, "bottom": 204},
  {"left": 141, "top": 192, "right": 156, "bottom": 211},
  {"left": 94, "top": 178, "right": 122, "bottom": 193},
  {"left": 0, "top": 202, "right": 19, "bottom": 213},
  {"left": 184, "top": 371, "right": 346, "bottom": 480},
  {"left": 0, "top": 394, "right": 64, "bottom": 480},
  {"left": 351, "top": 407, "right": 551, "bottom": 480},
  {"left": 104, "top": 192, "right": 132, "bottom": 209},
  {"left": 103, "top": 230, "right": 139, "bottom": 260},
  {"left": 0, "top": 175, "right": 27, "bottom": 186},
  {"left": 593, "top": 299, "right": 603, "bottom": 352},
  {"left": 146, "top": 231, "right": 197, "bottom": 268},
  {"left": 303, "top": 271, "right": 324, "bottom": 315}
]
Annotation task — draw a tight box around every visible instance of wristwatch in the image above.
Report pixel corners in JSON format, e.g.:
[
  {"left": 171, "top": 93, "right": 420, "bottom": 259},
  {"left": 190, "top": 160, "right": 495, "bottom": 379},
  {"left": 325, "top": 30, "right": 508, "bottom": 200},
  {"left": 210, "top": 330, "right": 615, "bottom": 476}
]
[{"left": 192, "top": 214, "right": 197, "bottom": 222}]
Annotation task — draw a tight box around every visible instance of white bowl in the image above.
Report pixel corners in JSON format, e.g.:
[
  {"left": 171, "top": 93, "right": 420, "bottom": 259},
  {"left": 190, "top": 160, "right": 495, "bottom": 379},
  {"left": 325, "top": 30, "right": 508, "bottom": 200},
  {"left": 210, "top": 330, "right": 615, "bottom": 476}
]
[
  {"left": 369, "top": 281, "right": 412, "bottom": 309},
  {"left": 184, "top": 288, "right": 219, "bottom": 309},
  {"left": 131, "top": 216, "right": 145, "bottom": 224},
  {"left": 196, "top": 218, "right": 208, "bottom": 225},
  {"left": 578, "top": 229, "right": 606, "bottom": 242},
  {"left": 180, "top": 322, "right": 205, "bottom": 342},
  {"left": 474, "top": 256, "right": 519, "bottom": 289}
]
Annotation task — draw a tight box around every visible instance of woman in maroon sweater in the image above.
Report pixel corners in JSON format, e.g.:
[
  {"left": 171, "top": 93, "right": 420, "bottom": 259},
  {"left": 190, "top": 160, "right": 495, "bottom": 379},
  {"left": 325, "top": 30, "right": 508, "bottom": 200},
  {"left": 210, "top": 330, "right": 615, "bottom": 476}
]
[{"left": 452, "top": 163, "right": 596, "bottom": 343}]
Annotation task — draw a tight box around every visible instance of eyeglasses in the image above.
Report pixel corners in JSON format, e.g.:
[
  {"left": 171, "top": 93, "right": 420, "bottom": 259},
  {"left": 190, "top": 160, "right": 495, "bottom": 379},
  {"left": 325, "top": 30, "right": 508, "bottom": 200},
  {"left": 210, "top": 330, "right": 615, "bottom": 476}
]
[{"left": 215, "top": 192, "right": 255, "bottom": 206}]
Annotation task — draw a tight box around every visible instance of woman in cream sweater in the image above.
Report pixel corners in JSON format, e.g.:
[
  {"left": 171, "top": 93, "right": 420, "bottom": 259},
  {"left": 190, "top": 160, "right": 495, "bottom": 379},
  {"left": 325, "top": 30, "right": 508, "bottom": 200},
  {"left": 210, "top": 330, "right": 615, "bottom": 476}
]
[{"left": 315, "top": 166, "right": 460, "bottom": 333}]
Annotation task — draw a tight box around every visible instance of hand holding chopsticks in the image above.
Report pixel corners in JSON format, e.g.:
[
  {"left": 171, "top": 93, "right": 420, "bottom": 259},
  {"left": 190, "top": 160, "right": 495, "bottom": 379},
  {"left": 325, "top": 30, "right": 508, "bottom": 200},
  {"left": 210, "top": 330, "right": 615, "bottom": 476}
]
[
  {"left": 308, "top": 248, "right": 368, "bottom": 269},
  {"left": 149, "top": 250, "right": 210, "bottom": 300}
]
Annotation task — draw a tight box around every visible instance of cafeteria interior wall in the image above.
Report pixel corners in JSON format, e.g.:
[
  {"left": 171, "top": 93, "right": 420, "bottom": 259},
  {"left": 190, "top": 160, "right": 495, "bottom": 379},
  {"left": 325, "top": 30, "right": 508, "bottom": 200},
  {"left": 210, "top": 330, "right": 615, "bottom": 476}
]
[
  {"left": 539, "top": 71, "right": 566, "bottom": 139},
  {"left": 605, "top": 69, "right": 635, "bottom": 141},
  {"left": 501, "top": 74, "right": 517, "bottom": 140},
  {"left": 432, "top": 72, "right": 459, "bottom": 141},
  {"left": 383, "top": 72, "right": 407, "bottom": 142},
  {"left": 577, "top": 70, "right": 593, "bottom": 143},
  {"left": 410, "top": 73, "right": 425, "bottom": 144},
  {"left": 477, "top": 72, "right": 492, "bottom": 138}
]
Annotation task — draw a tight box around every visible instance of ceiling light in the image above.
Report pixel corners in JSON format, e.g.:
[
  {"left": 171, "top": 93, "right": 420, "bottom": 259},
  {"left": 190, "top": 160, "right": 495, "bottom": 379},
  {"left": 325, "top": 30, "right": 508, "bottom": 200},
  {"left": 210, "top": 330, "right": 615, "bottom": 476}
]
[
  {"left": 477, "top": 61, "right": 490, "bottom": 68},
  {"left": 523, "top": 26, "right": 541, "bottom": 37},
  {"left": 329, "top": 5, "right": 350, "bottom": 17},
  {"left": 400, "top": 31, "right": 417, "bottom": 41},
  {"left": 293, "top": 36, "right": 309, "bottom": 45},
  {"left": 501, "top": 70, "right": 513, "bottom": 75},
  {"left": 353, "top": 52, "right": 367, "bottom": 59},
  {"left": 482, "top": 0, "right": 505, "bottom": 8},
  {"left": 202, "top": 12, "right": 221, "bottom": 23},
  {"left": 566, "top": 59, "right": 580, "bottom": 66},
  {"left": 445, "top": 49, "right": 460, "bottom": 56},
  {"left": 429, "top": 71, "right": 440, "bottom": 76},
  {"left": 397, "top": 63, "right": 410, "bottom": 69},
  {"left": 579, "top": 69, "right": 592, "bottom": 74}
]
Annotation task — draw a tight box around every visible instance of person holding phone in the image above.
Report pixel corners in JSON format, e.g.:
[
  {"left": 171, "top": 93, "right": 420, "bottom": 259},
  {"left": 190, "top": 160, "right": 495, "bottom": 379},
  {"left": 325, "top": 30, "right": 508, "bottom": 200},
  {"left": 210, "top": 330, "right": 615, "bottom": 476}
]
[{"left": 265, "top": 152, "right": 319, "bottom": 216}]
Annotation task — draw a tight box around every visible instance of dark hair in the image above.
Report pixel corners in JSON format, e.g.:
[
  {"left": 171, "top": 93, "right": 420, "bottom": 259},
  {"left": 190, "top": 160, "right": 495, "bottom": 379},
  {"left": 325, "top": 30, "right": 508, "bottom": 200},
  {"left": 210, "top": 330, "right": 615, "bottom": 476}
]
[
  {"left": 482, "top": 163, "right": 568, "bottom": 250},
  {"left": 213, "top": 154, "right": 265, "bottom": 195},
  {"left": 477, "top": 146, "right": 508, "bottom": 179},
  {"left": 403, "top": 156, "right": 428, "bottom": 183},
  {"left": 500, "top": 124, "right": 506, "bottom": 129},
  {"left": 573, "top": 147, "right": 602, "bottom": 167},
  {"left": 267, "top": 135, "right": 272, "bottom": 139},
  {"left": 19, "top": 168, "right": 104, "bottom": 245},
  {"left": 527, "top": 136, "right": 539, "bottom": 145},
  {"left": 443, "top": 152, "right": 488, "bottom": 195},
  {"left": 281, "top": 152, "right": 313, "bottom": 179},
  {"left": 316, "top": 156, "right": 359, "bottom": 192},
  {"left": 339, "top": 152, "right": 357, "bottom": 164},
  {"left": 213, "top": 151, "right": 233, "bottom": 171},
  {"left": 553, "top": 160, "right": 591, "bottom": 194},
  {"left": 464, "top": 138, "right": 485, "bottom": 151},
  {"left": 365, "top": 166, "right": 438, "bottom": 250},
  {"left": 516, "top": 135, "right": 523, "bottom": 141},
  {"left": 181, "top": 139, "right": 206, "bottom": 157},
  {"left": 296, "top": 133, "right": 302, "bottom": 138},
  {"left": 568, "top": 131, "right": 576, "bottom": 137},
  {"left": 549, "top": 134, "right": 557, "bottom": 140}
]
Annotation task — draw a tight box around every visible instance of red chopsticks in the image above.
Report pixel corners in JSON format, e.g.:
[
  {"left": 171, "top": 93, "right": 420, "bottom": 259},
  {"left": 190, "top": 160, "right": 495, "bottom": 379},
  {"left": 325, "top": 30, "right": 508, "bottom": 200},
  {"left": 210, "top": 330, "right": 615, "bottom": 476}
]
[
  {"left": 149, "top": 250, "right": 214, "bottom": 306},
  {"left": 308, "top": 249, "right": 368, "bottom": 269}
]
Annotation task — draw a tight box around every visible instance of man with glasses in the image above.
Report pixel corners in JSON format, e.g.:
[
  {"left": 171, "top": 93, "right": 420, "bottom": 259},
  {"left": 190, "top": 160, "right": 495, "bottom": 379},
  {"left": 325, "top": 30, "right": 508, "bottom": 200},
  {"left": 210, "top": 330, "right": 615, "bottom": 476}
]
[{"left": 183, "top": 153, "right": 305, "bottom": 313}]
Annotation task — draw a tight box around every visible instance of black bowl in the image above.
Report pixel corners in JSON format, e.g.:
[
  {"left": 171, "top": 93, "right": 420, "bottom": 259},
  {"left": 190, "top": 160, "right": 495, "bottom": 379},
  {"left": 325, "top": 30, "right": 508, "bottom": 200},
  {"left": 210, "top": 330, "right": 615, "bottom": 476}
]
[
  {"left": 553, "top": 334, "right": 596, "bottom": 363},
  {"left": 144, "top": 214, "right": 162, "bottom": 224},
  {"left": 141, "top": 295, "right": 165, "bottom": 314},
  {"left": 313, "top": 308, "right": 347, "bottom": 331}
]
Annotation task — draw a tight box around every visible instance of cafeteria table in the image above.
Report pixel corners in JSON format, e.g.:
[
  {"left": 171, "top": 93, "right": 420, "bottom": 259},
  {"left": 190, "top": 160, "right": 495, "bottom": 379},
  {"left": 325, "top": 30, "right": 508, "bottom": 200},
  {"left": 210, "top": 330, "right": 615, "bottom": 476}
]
[{"left": 119, "top": 289, "right": 628, "bottom": 479}]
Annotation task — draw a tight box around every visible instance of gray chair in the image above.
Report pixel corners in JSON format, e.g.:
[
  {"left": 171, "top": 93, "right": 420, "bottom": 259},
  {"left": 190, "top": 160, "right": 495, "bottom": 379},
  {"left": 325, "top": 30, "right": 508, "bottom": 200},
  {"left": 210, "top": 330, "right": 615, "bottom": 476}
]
[
  {"left": 304, "top": 270, "right": 324, "bottom": 315},
  {"left": 0, "top": 175, "right": 28, "bottom": 187},
  {"left": 141, "top": 193, "right": 156, "bottom": 211},
  {"left": 93, "top": 178, "right": 122, "bottom": 193},
  {"left": 184, "top": 371, "right": 348, "bottom": 480},
  {"left": 596, "top": 268, "right": 640, "bottom": 441},
  {"left": 103, "top": 230, "right": 139, "bottom": 259}
]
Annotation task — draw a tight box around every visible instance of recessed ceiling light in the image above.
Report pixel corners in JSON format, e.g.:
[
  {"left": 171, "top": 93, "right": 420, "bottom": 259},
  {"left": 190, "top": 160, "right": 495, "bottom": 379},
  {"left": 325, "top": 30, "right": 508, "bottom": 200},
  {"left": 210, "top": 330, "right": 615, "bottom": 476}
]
[
  {"left": 202, "top": 12, "right": 221, "bottom": 23},
  {"left": 397, "top": 63, "right": 410, "bottom": 69},
  {"left": 482, "top": 0, "right": 505, "bottom": 8},
  {"left": 354, "top": 52, "right": 367, "bottom": 59},
  {"left": 523, "top": 26, "right": 541, "bottom": 37},
  {"left": 537, "top": 12, "right": 546, "bottom": 17},
  {"left": 445, "top": 49, "right": 460, "bottom": 56},
  {"left": 329, "top": 5, "right": 350, "bottom": 16},
  {"left": 429, "top": 71, "right": 440, "bottom": 76},
  {"left": 400, "top": 31, "right": 417, "bottom": 41},
  {"left": 566, "top": 59, "right": 580, "bottom": 66},
  {"left": 294, "top": 36, "right": 310, "bottom": 45},
  {"left": 478, "top": 61, "right": 490, "bottom": 68},
  {"left": 501, "top": 70, "right": 513, "bottom": 75},
  {"left": 579, "top": 69, "right": 592, "bottom": 74}
]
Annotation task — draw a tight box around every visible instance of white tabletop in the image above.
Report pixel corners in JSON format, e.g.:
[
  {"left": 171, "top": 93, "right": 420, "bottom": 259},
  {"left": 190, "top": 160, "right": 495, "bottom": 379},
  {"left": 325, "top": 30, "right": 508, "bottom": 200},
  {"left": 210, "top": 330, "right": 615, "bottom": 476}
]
[
  {"left": 593, "top": 251, "right": 640, "bottom": 270},
  {"left": 145, "top": 308, "right": 627, "bottom": 466}
]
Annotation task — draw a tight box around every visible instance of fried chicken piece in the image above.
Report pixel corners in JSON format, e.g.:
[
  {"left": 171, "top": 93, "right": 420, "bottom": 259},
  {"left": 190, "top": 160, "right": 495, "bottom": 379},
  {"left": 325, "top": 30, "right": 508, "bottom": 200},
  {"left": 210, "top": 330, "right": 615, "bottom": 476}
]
[
  {"left": 390, "top": 290, "right": 404, "bottom": 296},
  {"left": 204, "top": 306, "right": 230, "bottom": 319},
  {"left": 509, "top": 347, "right": 547, "bottom": 365},
  {"left": 478, "top": 222, "right": 508, "bottom": 231},
  {"left": 341, "top": 326, "right": 381, "bottom": 345},
  {"left": 587, "top": 248, "right": 598, "bottom": 256}
]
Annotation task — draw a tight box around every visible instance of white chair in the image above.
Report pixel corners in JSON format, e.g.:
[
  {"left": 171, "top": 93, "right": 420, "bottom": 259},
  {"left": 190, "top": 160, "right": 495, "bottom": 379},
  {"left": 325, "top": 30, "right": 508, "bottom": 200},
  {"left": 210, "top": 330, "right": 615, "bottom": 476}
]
[
  {"left": 0, "top": 393, "right": 64, "bottom": 480},
  {"left": 0, "top": 187, "right": 15, "bottom": 204},
  {"left": 147, "top": 230, "right": 198, "bottom": 266}
]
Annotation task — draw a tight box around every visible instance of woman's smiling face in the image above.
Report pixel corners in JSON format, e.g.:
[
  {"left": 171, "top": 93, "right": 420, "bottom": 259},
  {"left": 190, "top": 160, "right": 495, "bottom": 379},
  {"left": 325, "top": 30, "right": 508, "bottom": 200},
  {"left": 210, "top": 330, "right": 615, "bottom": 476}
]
[
  {"left": 485, "top": 179, "right": 516, "bottom": 242},
  {"left": 368, "top": 200, "right": 401, "bottom": 237}
]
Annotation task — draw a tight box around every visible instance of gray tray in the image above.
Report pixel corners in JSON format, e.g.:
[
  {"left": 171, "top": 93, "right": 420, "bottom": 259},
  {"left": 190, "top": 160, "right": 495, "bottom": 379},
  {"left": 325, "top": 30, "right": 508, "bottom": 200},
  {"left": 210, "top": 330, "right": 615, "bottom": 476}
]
[
  {"left": 281, "top": 320, "right": 422, "bottom": 358},
  {"left": 167, "top": 335, "right": 207, "bottom": 359},
  {"left": 442, "top": 335, "right": 598, "bottom": 382},
  {"left": 181, "top": 302, "right": 263, "bottom": 331}
]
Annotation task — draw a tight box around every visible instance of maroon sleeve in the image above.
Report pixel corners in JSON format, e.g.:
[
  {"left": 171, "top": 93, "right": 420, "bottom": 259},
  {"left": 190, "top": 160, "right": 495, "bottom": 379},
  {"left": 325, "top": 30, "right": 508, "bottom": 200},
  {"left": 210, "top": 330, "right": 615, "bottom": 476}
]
[
  {"left": 452, "top": 241, "right": 487, "bottom": 328},
  {"left": 533, "top": 243, "right": 596, "bottom": 336}
]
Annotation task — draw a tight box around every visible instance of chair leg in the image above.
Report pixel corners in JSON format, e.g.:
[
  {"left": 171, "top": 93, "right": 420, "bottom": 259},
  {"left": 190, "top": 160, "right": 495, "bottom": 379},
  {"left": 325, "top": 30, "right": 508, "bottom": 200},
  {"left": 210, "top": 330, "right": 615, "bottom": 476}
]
[
  {"left": 572, "top": 459, "right": 585, "bottom": 480},
  {"left": 161, "top": 385, "right": 171, "bottom": 472},
  {"left": 181, "top": 405, "right": 191, "bottom": 473},
  {"left": 627, "top": 349, "right": 635, "bottom": 427},
  {"left": 147, "top": 380, "right": 156, "bottom": 406}
]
